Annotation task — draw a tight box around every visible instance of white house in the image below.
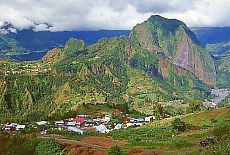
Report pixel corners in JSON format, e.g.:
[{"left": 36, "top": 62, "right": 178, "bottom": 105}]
[
  {"left": 137, "top": 118, "right": 144, "bottom": 122},
  {"left": 95, "top": 124, "right": 108, "bottom": 133},
  {"left": 55, "top": 121, "right": 64, "bottom": 126},
  {"left": 16, "top": 125, "right": 26, "bottom": 130},
  {"left": 66, "top": 121, "right": 76, "bottom": 126},
  {"left": 114, "top": 124, "right": 122, "bottom": 130},
  {"left": 126, "top": 123, "right": 143, "bottom": 128},
  {"left": 10, "top": 123, "right": 18, "bottom": 127},
  {"left": 67, "top": 127, "right": 84, "bottom": 134},
  {"left": 145, "top": 116, "right": 156, "bottom": 122},
  {"left": 36, "top": 121, "right": 50, "bottom": 126}
]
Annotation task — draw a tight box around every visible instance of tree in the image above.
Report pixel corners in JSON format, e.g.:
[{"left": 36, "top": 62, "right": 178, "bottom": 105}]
[
  {"left": 152, "top": 96, "right": 163, "bottom": 118},
  {"left": 35, "top": 138, "right": 64, "bottom": 155},
  {"left": 186, "top": 100, "right": 201, "bottom": 113},
  {"left": 108, "top": 145, "right": 123, "bottom": 155},
  {"left": 171, "top": 118, "right": 186, "bottom": 132}
]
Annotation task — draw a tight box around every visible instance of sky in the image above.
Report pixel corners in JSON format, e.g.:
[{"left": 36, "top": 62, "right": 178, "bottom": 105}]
[{"left": 0, "top": 0, "right": 229, "bottom": 33}]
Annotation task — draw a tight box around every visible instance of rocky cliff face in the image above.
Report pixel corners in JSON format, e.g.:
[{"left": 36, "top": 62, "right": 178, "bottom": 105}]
[{"left": 130, "top": 15, "right": 216, "bottom": 84}]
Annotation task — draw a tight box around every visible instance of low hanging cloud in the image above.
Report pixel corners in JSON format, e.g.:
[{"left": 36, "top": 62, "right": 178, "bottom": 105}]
[
  {"left": 0, "top": 0, "right": 229, "bottom": 32},
  {"left": 128, "top": 0, "right": 197, "bottom": 13}
]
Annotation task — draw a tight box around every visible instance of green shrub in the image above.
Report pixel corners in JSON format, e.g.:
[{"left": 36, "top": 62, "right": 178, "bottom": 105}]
[
  {"left": 212, "top": 122, "right": 230, "bottom": 139},
  {"left": 171, "top": 118, "right": 186, "bottom": 132},
  {"left": 108, "top": 145, "right": 126, "bottom": 155},
  {"left": 128, "top": 139, "right": 194, "bottom": 149},
  {"left": 35, "top": 138, "right": 65, "bottom": 155},
  {"left": 108, "top": 126, "right": 173, "bottom": 141}
]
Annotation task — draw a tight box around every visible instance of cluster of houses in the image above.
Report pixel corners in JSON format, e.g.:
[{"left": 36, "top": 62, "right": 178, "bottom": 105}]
[
  {"left": 2, "top": 62, "right": 52, "bottom": 76},
  {"left": 1, "top": 123, "right": 26, "bottom": 131},
  {"left": 51, "top": 114, "right": 157, "bottom": 134},
  {"left": 52, "top": 114, "right": 113, "bottom": 134},
  {"left": 1, "top": 114, "right": 157, "bottom": 134}
]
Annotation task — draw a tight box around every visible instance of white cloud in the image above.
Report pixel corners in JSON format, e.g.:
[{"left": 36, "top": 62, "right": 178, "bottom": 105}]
[
  {"left": 33, "top": 23, "right": 49, "bottom": 31},
  {"left": 128, "top": 0, "right": 197, "bottom": 13},
  {"left": 0, "top": 0, "right": 229, "bottom": 32}
]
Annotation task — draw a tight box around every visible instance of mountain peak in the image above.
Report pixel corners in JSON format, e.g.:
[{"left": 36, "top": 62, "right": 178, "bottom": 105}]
[
  {"left": 148, "top": 15, "right": 184, "bottom": 29},
  {"left": 148, "top": 15, "right": 181, "bottom": 22},
  {"left": 146, "top": 15, "right": 200, "bottom": 45},
  {"left": 130, "top": 15, "right": 216, "bottom": 84}
]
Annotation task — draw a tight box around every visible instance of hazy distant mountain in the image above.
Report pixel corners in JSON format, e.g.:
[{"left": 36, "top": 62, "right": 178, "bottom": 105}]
[
  {"left": 191, "top": 27, "right": 230, "bottom": 44},
  {"left": 191, "top": 27, "right": 230, "bottom": 56},
  {"left": 0, "top": 29, "right": 130, "bottom": 60}
]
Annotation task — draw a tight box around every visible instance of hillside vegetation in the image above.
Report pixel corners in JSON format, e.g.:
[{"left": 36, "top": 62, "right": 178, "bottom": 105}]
[{"left": 0, "top": 15, "right": 223, "bottom": 120}]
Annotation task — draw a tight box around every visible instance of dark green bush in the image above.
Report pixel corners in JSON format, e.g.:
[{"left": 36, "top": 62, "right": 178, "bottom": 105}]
[
  {"left": 108, "top": 145, "right": 124, "bottom": 155},
  {"left": 171, "top": 118, "right": 186, "bottom": 132},
  {"left": 212, "top": 122, "right": 230, "bottom": 139},
  {"left": 35, "top": 138, "right": 64, "bottom": 155}
]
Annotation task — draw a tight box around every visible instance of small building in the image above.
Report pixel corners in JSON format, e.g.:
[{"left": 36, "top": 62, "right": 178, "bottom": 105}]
[
  {"left": 97, "top": 116, "right": 103, "bottom": 119},
  {"left": 85, "top": 120, "right": 95, "bottom": 127},
  {"left": 30, "top": 124, "right": 37, "bottom": 129},
  {"left": 130, "top": 118, "right": 136, "bottom": 123},
  {"left": 76, "top": 118, "right": 85, "bottom": 126},
  {"left": 16, "top": 125, "right": 26, "bottom": 130},
  {"left": 104, "top": 115, "right": 112, "bottom": 119},
  {"left": 124, "top": 118, "right": 130, "bottom": 123},
  {"left": 126, "top": 123, "right": 143, "bottom": 128},
  {"left": 63, "top": 119, "right": 70, "bottom": 125},
  {"left": 66, "top": 121, "right": 76, "bottom": 126},
  {"left": 92, "top": 118, "right": 101, "bottom": 124},
  {"left": 68, "top": 127, "right": 84, "bottom": 134},
  {"left": 55, "top": 121, "right": 64, "bottom": 126},
  {"left": 164, "top": 114, "right": 170, "bottom": 118},
  {"left": 114, "top": 124, "right": 122, "bottom": 130},
  {"left": 145, "top": 116, "right": 156, "bottom": 122},
  {"left": 2, "top": 124, "right": 14, "bottom": 131},
  {"left": 10, "top": 123, "right": 18, "bottom": 127},
  {"left": 36, "top": 121, "right": 50, "bottom": 126},
  {"left": 100, "top": 117, "right": 111, "bottom": 124},
  {"left": 136, "top": 118, "right": 144, "bottom": 123},
  {"left": 95, "top": 124, "right": 108, "bottom": 133},
  {"left": 76, "top": 114, "right": 89, "bottom": 119}
]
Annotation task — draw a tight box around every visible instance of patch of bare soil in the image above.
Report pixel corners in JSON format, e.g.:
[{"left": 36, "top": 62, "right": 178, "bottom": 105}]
[
  {"left": 87, "top": 107, "right": 122, "bottom": 115},
  {"left": 61, "top": 143, "right": 107, "bottom": 155},
  {"left": 80, "top": 136, "right": 126, "bottom": 148},
  {"left": 128, "top": 148, "right": 164, "bottom": 155},
  {"left": 56, "top": 136, "right": 126, "bottom": 155}
]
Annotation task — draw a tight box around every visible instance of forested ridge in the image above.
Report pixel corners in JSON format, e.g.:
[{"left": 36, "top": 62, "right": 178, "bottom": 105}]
[{"left": 0, "top": 15, "right": 220, "bottom": 120}]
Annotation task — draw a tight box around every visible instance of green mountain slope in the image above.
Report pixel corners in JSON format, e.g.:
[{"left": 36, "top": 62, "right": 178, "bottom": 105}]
[
  {"left": 130, "top": 15, "right": 216, "bottom": 84},
  {"left": 0, "top": 16, "right": 214, "bottom": 119},
  {"left": 0, "top": 34, "right": 26, "bottom": 58},
  {"left": 214, "top": 55, "right": 230, "bottom": 88},
  {"left": 191, "top": 27, "right": 230, "bottom": 56}
]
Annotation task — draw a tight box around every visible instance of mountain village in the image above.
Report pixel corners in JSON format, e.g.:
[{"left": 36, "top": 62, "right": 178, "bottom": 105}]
[{"left": 1, "top": 112, "right": 157, "bottom": 135}]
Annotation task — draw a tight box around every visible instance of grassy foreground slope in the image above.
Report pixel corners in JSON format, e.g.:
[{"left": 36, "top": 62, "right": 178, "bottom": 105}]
[{"left": 106, "top": 106, "right": 230, "bottom": 154}]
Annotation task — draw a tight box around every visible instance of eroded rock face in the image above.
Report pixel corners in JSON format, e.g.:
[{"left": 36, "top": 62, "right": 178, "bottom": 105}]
[
  {"left": 173, "top": 32, "right": 216, "bottom": 84},
  {"left": 158, "top": 56, "right": 195, "bottom": 79},
  {"left": 42, "top": 48, "right": 63, "bottom": 62},
  {"left": 130, "top": 15, "right": 216, "bottom": 84}
]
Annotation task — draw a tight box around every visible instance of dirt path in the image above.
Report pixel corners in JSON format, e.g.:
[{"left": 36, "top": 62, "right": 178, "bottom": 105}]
[
  {"left": 56, "top": 138, "right": 108, "bottom": 150},
  {"left": 39, "top": 135, "right": 126, "bottom": 155},
  {"left": 179, "top": 129, "right": 209, "bottom": 137}
]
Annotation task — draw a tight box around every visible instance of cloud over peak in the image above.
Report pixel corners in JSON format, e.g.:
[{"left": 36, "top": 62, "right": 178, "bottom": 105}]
[{"left": 0, "top": 0, "right": 229, "bottom": 32}]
